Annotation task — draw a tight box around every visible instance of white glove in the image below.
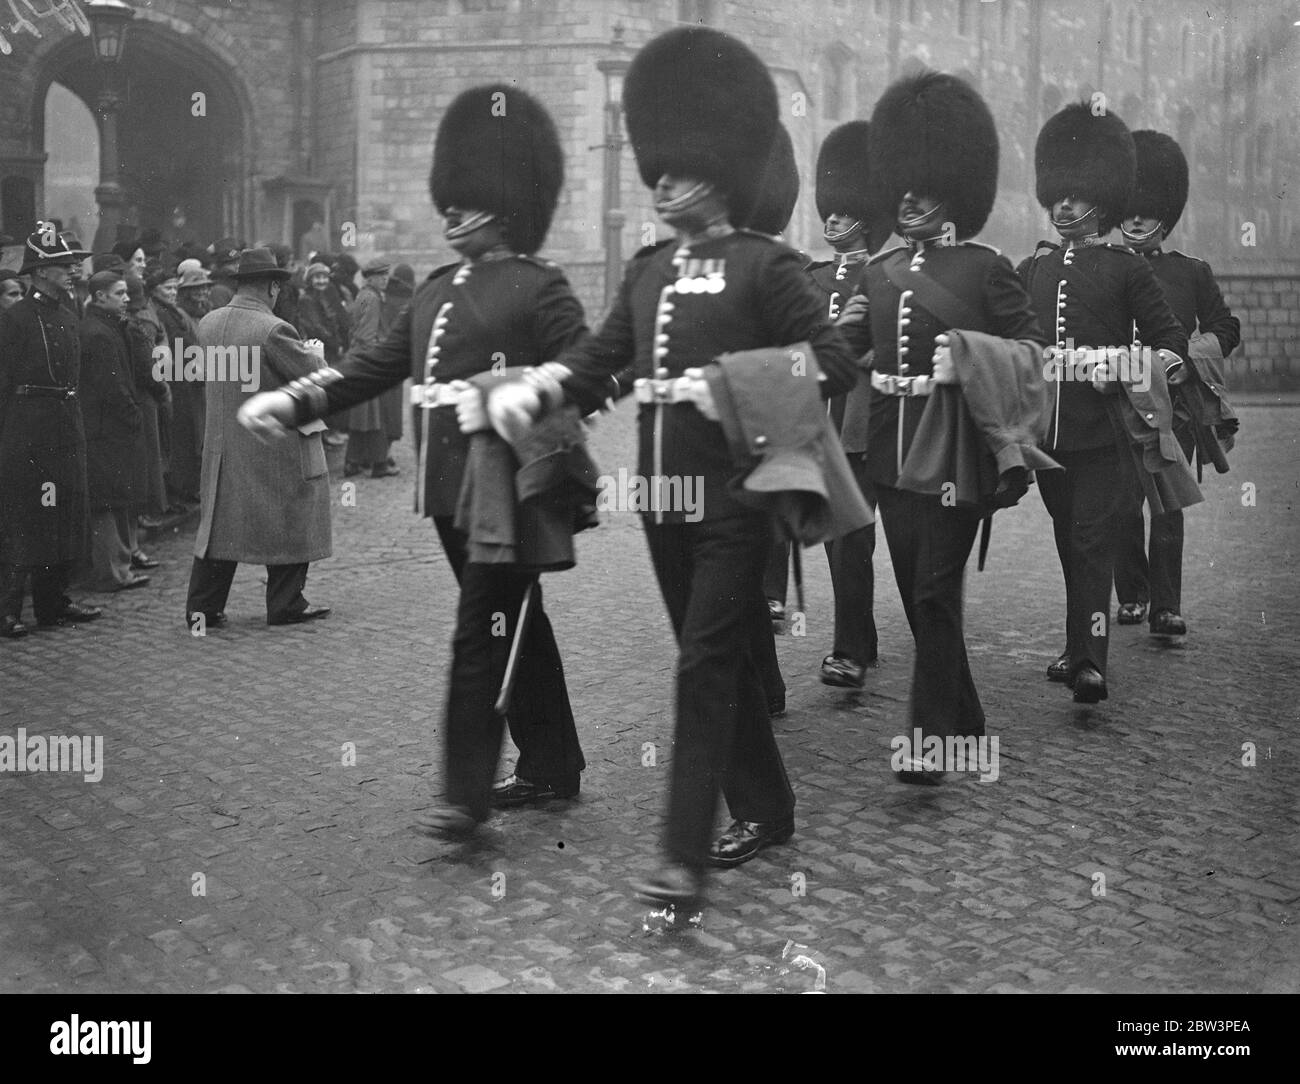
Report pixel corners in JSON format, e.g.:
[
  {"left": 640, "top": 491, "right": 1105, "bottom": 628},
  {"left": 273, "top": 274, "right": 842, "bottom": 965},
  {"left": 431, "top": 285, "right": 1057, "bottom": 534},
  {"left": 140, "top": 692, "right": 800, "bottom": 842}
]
[
  {"left": 453, "top": 381, "right": 489, "bottom": 434},
  {"left": 486, "top": 380, "right": 542, "bottom": 443},
  {"left": 682, "top": 367, "right": 719, "bottom": 420},
  {"left": 238, "top": 391, "right": 297, "bottom": 443},
  {"left": 931, "top": 333, "right": 957, "bottom": 384}
]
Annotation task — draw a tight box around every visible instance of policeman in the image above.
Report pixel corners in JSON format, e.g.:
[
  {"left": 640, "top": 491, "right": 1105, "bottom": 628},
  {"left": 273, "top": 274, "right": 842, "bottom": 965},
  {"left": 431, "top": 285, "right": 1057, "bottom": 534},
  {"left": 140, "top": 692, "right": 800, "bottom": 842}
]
[
  {"left": 237, "top": 85, "right": 588, "bottom": 831},
  {"left": 1019, "top": 103, "right": 1195, "bottom": 704},
  {"left": 838, "top": 71, "right": 1048, "bottom": 780},
  {"left": 804, "top": 120, "right": 895, "bottom": 689},
  {"left": 1113, "top": 130, "right": 1241, "bottom": 638},
  {"left": 0, "top": 229, "right": 100, "bottom": 637},
  {"left": 466, "top": 28, "right": 860, "bottom": 911}
]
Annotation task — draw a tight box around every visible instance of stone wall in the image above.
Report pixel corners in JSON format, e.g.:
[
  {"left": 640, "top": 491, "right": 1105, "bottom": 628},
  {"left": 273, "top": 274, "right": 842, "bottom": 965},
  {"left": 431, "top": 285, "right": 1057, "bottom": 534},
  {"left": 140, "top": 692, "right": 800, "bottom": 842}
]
[{"left": 1218, "top": 269, "right": 1300, "bottom": 389}]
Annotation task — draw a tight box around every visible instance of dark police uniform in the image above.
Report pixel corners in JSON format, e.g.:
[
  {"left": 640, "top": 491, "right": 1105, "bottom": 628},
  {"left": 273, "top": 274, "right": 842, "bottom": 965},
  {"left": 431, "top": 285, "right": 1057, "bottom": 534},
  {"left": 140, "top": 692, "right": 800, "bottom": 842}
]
[
  {"left": 1113, "top": 247, "right": 1240, "bottom": 622},
  {"left": 1018, "top": 238, "right": 1189, "bottom": 680},
  {"left": 288, "top": 251, "right": 589, "bottom": 820},
  {"left": 842, "top": 237, "right": 1046, "bottom": 742},
  {"left": 551, "top": 229, "right": 858, "bottom": 873},
  {"left": 0, "top": 286, "right": 91, "bottom": 625}
]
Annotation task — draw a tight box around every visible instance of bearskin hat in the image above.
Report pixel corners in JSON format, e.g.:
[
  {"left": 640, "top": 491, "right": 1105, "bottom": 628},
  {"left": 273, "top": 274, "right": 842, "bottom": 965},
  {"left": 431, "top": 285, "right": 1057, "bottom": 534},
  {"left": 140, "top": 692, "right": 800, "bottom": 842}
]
[
  {"left": 815, "top": 121, "right": 872, "bottom": 222},
  {"left": 623, "top": 26, "right": 779, "bottom": 228},
  {"left": 429, "top": 84, "right": 564, "bottom": 255},
  {"left": 1035, "top": 102, "right": 1136, "bottom": 234},
  {"left": 743, "top": 124, "right": 800, "bottom": 236},
  {"left": 1126, "top": 130, "right": 1189, "bottom": 236},
  {"left": 867, "top": 71, "right": 998, "bottom": 240}
]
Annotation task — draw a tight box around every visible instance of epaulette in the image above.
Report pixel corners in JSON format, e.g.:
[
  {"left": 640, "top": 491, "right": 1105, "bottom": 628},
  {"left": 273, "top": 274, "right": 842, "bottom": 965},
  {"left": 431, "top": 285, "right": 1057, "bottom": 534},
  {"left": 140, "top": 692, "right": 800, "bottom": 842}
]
[
  {"left": 514, "top": 254, "right": 562, "bottom": 270},
  {"left": 960, "top": 239, "right": 1002, "bottom": 256},
  {"left": 803, "top": 258, "right": 833, "bottom": 272},
  {"left": 1162, "top": 248, "right": 1201, "bottom": 263},
  {"left": 735, "top": 227, "right": 779, "bottom": 243},
  {"left": 1030, "top": 239, "right": 1060, "bottom": 258},
  {"left": 866, "top": 243, "right": 908, "bottom": 266},
  {"left": 1097, "top": 242, "right": 1143, "bottom": 258}
]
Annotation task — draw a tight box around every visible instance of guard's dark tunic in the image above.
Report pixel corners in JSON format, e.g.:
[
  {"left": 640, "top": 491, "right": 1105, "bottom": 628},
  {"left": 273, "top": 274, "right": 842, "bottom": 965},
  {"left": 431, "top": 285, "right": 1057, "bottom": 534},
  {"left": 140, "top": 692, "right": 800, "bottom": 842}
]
[
  {"left": 0, "top": 288, "right": 90, "bottom": 566},
  {"left": 559, "top": 231, "right": 858, "bottom": 522},
  {"left": 314, "top": 253, "right": 587, "bottom": 517},
  {"left": 1143, "top": 248, "right": 1240, "bottom": 354},
  {"left": 844, "top": 239, "right": 1047, "bottom": 484},
  {"left": 1017, "top": 240, "right": 1189, "bottom": 451}
]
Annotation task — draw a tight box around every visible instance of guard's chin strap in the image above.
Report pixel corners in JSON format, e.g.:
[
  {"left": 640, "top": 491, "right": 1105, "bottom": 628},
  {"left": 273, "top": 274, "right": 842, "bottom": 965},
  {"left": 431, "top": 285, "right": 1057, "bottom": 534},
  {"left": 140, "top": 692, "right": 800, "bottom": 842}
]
[
  {"left": 824, "top": 218, "right": 863, "bottom": 244},
  {"left": 655, "top": 181, "right": 715, "bottom": 214},
  {"left": 1121, "top": 221, "right": 1163, "bottom": 244},
  {"left": 1052, "top": 206, "right": 1099, "bottom": 234},
  {"left": 445, "top": 211, "right": 498, "bottom": 240}
]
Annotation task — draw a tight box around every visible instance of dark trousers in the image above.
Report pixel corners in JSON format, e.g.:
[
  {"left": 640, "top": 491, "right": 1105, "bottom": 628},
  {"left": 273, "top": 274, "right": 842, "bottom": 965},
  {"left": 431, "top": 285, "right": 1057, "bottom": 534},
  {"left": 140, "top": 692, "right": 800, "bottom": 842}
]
[
  {"left": 1, "top": 562, "right": 73, "bottom": 624},
  {"left": 1037, "top": 444, "right": 1134, "bottom": 679},
  {"left": 433, "top": 517, "right": 584, "bottom": 819},
  {"left": 1114, "top": 427, "right": 1194, "bottom": 621},
  {"left": 876, "top": 484, "right": 984, "bottom": 740},
  {"left": 186, "top": 557, "right": 310, "bottom": 623},
  {"left": 764, "top": 459, "right": 878, "bottom": 667},
  {"left": 645, "top": 511, "right": 795, "bottom": 874}
]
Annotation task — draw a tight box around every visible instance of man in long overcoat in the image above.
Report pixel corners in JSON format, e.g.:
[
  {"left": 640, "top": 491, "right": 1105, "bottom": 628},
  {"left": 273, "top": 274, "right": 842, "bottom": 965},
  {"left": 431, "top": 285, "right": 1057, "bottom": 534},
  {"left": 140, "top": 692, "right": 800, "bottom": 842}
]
[
  {"left": 185, "top": 247, "right": 332, "bottom": 628},
  {"left": 0, "top": 230, "right": 101, "bottom": 636}
]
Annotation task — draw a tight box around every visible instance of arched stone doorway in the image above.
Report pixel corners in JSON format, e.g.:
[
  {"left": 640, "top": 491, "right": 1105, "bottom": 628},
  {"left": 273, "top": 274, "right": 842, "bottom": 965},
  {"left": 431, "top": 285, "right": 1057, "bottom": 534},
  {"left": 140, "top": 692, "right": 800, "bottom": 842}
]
[{"left": 33, "top": 16, "right": 253, "bottom": 251}]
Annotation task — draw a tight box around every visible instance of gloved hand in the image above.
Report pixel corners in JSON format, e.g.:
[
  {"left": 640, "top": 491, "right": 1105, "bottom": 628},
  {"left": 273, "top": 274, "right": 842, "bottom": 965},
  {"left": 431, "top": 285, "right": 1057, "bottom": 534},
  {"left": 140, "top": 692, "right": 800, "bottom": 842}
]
[
  {"left": 682, "top": 367, "right": 719, "bottom": 420},
  {"left": 238, "top": 391, "right": 298, "bottom": 443},
  {"left": 486, "top": 379, "right": 543, "bottom": 443},
  {"left": 1160, "top": 349, "right": 1189, "bottom": 386},
  {"left": 453, "top": 380, "right": 489, "bottom": 434},
  {"left": 931, "top": 333, "right": 957, "bottom": 384}
]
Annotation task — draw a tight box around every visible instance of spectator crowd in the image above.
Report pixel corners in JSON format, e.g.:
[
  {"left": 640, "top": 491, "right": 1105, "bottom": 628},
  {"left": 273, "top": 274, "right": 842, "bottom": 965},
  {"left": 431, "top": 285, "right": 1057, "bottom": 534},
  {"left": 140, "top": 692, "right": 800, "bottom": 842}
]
[{"left": 0, "top": 222, "right": 410, "bottom": 637}]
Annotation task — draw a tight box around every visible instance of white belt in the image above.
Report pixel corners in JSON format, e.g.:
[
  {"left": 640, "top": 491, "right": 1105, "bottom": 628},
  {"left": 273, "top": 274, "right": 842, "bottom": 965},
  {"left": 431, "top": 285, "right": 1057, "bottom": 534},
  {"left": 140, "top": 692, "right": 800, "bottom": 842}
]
[
  {"left": 871, "top": 371, "right": 933, "bottom": 397},
  {"left": 410, "top": 382, "right": 462, "bottom": 408},
  {"left": 633, "top": 376, "right": 696, "bottom": 405}
]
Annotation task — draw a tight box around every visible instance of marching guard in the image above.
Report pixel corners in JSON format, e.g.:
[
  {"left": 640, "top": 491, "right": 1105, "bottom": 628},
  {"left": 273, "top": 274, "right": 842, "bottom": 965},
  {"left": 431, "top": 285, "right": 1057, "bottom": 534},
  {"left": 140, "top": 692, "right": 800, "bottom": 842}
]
[
  {"left": 838, "top": 71, "right": 1052, "bottom": 781},
  {"left": 1019, "top": 103, "right": 1200, "bottom": 704},
  {"left": 1113, "top": 130, "right": 1241, "bottom": 638},
  {"left": 805, "top": 120, "right": 895, "bottom": 689},
  {"left": 237, "top": 85, "right": 589, "bottom": 831},
  {"left": 463, "top": 28, "right": 863, "bottom": 911}
]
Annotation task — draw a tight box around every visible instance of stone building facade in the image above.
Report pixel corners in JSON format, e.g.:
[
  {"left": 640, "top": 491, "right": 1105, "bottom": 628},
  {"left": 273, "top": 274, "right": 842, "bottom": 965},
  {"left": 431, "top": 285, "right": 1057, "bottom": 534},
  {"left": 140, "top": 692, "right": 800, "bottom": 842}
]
[{"left": 1, "top": 0, "right": 1296, "bottom": 382}]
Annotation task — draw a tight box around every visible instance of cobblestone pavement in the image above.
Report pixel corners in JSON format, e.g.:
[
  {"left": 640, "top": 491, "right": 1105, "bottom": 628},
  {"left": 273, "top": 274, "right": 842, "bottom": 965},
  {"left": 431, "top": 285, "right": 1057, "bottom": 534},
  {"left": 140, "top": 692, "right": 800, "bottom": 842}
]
[{"left": 2, "top": 401, "right": 1296, "bottom": 995}]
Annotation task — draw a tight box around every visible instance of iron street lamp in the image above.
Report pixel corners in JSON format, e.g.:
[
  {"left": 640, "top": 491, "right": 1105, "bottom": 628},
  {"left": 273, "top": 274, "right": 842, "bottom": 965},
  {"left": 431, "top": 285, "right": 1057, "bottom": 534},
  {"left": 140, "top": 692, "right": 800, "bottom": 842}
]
[
  {"left": 597, "top": 27, "right": 632, "bottom": 311},
  {"left": 86, "top": 0, "right": 136, "bottom": 252}
]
